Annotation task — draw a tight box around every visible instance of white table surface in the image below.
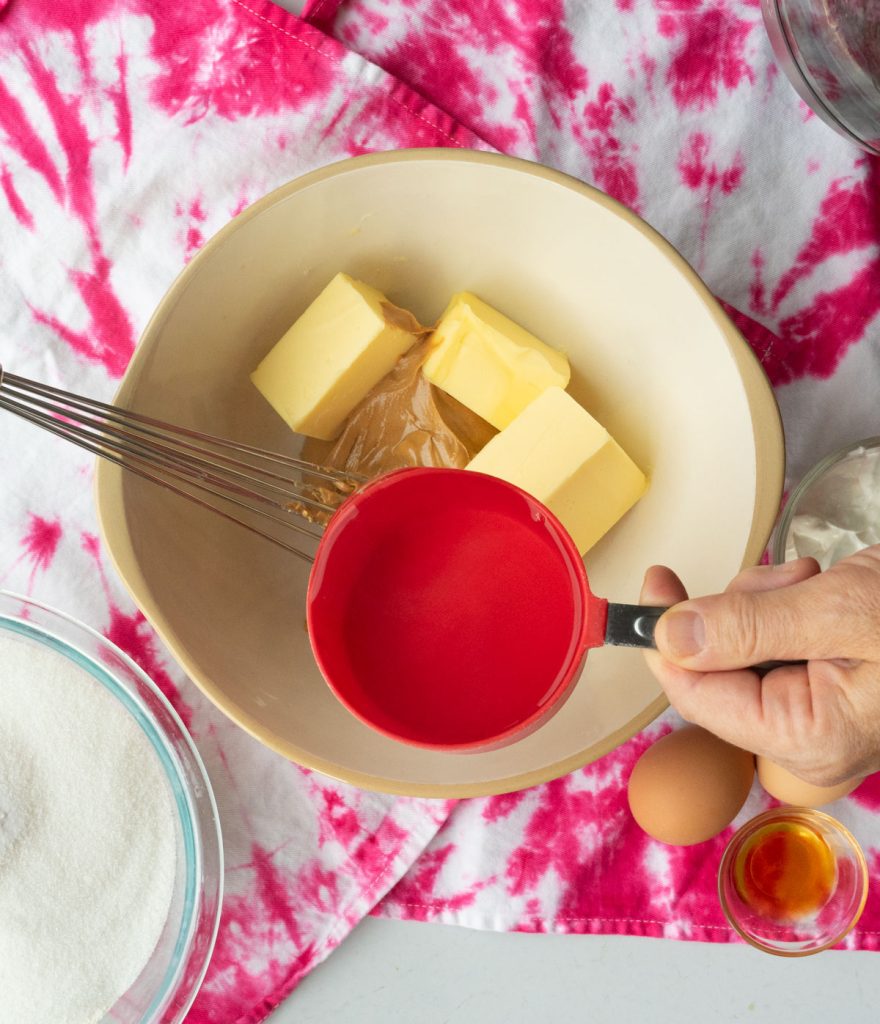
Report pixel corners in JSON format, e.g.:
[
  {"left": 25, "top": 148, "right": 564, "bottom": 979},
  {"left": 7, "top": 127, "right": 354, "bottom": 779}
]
[
  {"left": 267, "top": 916, "right": 878, "bottom": 1022},
  {"left": 256, "top": 2, "right": 878, "bottom": 1019}
]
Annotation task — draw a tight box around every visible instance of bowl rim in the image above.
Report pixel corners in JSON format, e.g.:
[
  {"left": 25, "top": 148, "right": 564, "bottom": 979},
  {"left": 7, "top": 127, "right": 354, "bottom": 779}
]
[
  {"left": 0, "top": 589, "right": 224, "bottom": 1020},
  {"left": 95, "top": 148, "right": 785, "bottom": 797}
]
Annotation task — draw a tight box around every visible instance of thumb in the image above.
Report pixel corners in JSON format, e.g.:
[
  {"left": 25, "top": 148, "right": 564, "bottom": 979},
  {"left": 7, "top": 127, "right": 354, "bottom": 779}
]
[{"left": 654, "top": 571, "right": 855, "bottom": 669}]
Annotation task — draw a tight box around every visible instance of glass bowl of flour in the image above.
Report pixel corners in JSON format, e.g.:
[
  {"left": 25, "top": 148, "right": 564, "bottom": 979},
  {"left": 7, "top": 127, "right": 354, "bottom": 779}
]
[
  {"left": 0, "top": 592, "right": 223, "bottom": 1023},
  {"left": 773, "top": 437, "right": 880, "bottom": 569}
]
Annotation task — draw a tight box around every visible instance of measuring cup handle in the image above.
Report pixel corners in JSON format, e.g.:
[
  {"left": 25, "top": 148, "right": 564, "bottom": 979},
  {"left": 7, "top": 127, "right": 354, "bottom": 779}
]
[
  {"left": 604, "top": 604, "right": 807, "bottom": 677},
  {"left": 604, "top": 604, "right": 666, "bottom": 648}
]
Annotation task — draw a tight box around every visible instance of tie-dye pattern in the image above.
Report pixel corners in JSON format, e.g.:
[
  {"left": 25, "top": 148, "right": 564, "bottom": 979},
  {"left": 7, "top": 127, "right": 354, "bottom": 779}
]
[
  {"left": 2, "top": 0, "right": 880, "bottom": 1020},
  {"left": 319, "top": 0, "right": 880, "bottom": 481},
  {"left": 376, "top": 718, "right": 880, "bottom": 949},
  {"left": 308, "top": 0, "right": 880, "bottom": 955},
  {"left": 0, "top": 1, "right": 464, "bottom": 1019}
]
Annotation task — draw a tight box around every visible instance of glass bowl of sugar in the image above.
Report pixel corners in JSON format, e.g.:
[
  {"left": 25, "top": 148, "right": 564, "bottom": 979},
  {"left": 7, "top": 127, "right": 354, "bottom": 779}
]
[
  {"left": 772, "top": 437, "right": 880, "bottom": 569},
  {"left": 0, "top": 591, "right": 223, "bottom": 1023}
]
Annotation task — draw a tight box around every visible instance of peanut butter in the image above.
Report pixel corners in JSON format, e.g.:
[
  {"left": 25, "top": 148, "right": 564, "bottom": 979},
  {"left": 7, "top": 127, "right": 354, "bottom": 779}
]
[
  {"left": 303, "top": 337, "right": 495, "bottom": 477},
  {"left": 302, "top": 339, "right": 496, "bottom": 480}
]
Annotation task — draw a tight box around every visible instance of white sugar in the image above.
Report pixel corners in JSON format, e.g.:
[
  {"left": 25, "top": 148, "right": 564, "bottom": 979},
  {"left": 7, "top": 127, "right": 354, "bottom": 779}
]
[{"left": 0, "top": 631, "right": 176, "bottom": 1023}]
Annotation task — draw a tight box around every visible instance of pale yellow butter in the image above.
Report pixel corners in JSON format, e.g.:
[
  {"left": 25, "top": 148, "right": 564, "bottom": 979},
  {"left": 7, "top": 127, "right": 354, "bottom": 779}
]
[
  {"left": 467, "top": 387, "right": 646, "bottom": 555},
  {"left": 422, "top": 293, "right": 570, "bottom": 431},
  {"left": 251, "top": 273, "right": 422, "bottom": 441}
]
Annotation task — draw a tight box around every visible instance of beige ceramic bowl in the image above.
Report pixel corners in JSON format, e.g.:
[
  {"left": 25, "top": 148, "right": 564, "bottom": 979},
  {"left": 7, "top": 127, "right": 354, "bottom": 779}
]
[{"left": 96, "top": 150, "right": 783, "bottom": 797}]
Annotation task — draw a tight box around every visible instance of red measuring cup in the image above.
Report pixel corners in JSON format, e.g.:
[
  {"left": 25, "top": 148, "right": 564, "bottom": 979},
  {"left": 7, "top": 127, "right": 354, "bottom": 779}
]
[{"left": 306, "top": 467, "right": 664, "bottom": 751}]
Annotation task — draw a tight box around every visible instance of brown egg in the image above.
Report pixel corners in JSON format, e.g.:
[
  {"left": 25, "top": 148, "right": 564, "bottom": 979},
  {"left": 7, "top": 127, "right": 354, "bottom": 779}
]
[
  {"left": 627, "top": 725, "right": 755, "bottom": 846},
  {"left": 756, "top": 756, "right": 862, "bottom": 808}
]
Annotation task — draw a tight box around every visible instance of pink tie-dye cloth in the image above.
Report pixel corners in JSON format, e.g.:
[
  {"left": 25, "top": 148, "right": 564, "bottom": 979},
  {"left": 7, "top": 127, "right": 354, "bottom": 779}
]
[
  {"left": 1, "top": 0, "right": 879, "bottom": 1020},
  {"left": 314, "top": 0, "right": 880, "bottom": 944}
]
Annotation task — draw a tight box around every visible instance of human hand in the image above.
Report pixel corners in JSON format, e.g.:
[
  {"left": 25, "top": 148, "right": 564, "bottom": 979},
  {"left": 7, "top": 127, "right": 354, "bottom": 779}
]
[{"left": 640, "top": 546, "right": 880, "bottom": 787}]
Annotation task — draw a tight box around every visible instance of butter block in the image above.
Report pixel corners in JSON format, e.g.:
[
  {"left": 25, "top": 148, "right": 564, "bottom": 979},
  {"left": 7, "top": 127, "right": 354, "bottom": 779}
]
[
  {"left": 251, "top": 273, "right": 423, "bottom": 440},
  {"left": 422, "top": 292, "right": 570, "bottom": 431},
  {"left": 467, "top": 387, "right": 646, "bottom": 554}
]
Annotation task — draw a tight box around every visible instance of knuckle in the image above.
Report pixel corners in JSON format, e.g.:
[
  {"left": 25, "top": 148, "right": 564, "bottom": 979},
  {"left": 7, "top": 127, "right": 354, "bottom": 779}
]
[
  {"left": 724, "top": 565, "right": 763, "bottom": 593},
  {"left": 797, "top": 762, "right": 856, "bottom": 788},
  {"left": 824, "top": 556, "right": 880, "bottom": 658},
  {"left": 784, "top": 728, "right": 861, "bottom": 787},
  {"left": 716, "top": 593, "right": 763, "bottom": 662},
  {"left": 766, "top": 730, "right": 800, "bottom": 764},
  {"left": 677, "top": 698, "right": 706, "bottom": 728},
  {"left": 665, "top": 684, "right": 698, "bottom": 725}
]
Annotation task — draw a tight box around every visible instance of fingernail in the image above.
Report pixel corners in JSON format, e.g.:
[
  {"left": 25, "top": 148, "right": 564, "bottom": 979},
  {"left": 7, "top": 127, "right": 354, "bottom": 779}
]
[{"left": 662, "top": 610, "right": 705, "bottom": 659}]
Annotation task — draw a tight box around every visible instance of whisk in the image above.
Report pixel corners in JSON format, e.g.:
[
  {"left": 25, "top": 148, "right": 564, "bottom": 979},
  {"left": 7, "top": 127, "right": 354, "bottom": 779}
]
[{"left": 0, "top": 367, "right": 365, "bottom": 562}]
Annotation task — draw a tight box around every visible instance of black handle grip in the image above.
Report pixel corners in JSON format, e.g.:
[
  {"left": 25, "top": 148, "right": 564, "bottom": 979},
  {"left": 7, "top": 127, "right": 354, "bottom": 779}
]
[
  {"left": 604, "top": 603, "right": 807, "bottom": 677},
  {"left": 605, "top": 604, "right": 665, "bottom": 648}
]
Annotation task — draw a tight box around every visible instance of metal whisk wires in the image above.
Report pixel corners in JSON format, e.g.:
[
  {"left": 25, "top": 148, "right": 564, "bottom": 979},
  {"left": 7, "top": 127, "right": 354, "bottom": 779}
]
[{"left": 0, "top": 367, "right": 364, "bottom": 561}]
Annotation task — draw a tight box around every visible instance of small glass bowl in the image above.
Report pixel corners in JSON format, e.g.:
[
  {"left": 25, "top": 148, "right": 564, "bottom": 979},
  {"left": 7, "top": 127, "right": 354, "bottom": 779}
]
[
  {"left": 761, "top": 0, "right": 880, "bottom": 154},
  {"left": 718, "top": 807, "right": 868, "bottom": 956},
  {"left": 0, "top": 591, "right": 223, "bottom": 1022},
  {"left": 771, "top": 436, "right": 880, "bottom": 569}
]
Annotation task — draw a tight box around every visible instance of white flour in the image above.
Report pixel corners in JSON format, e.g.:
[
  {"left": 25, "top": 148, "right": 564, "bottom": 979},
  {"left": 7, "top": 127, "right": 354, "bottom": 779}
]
[
  {"left": 785, "top": 446, "right": 880, "bottom": 569},
  {"left": 0, "top": 630, "right": 177, "bottom": 1024}
]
